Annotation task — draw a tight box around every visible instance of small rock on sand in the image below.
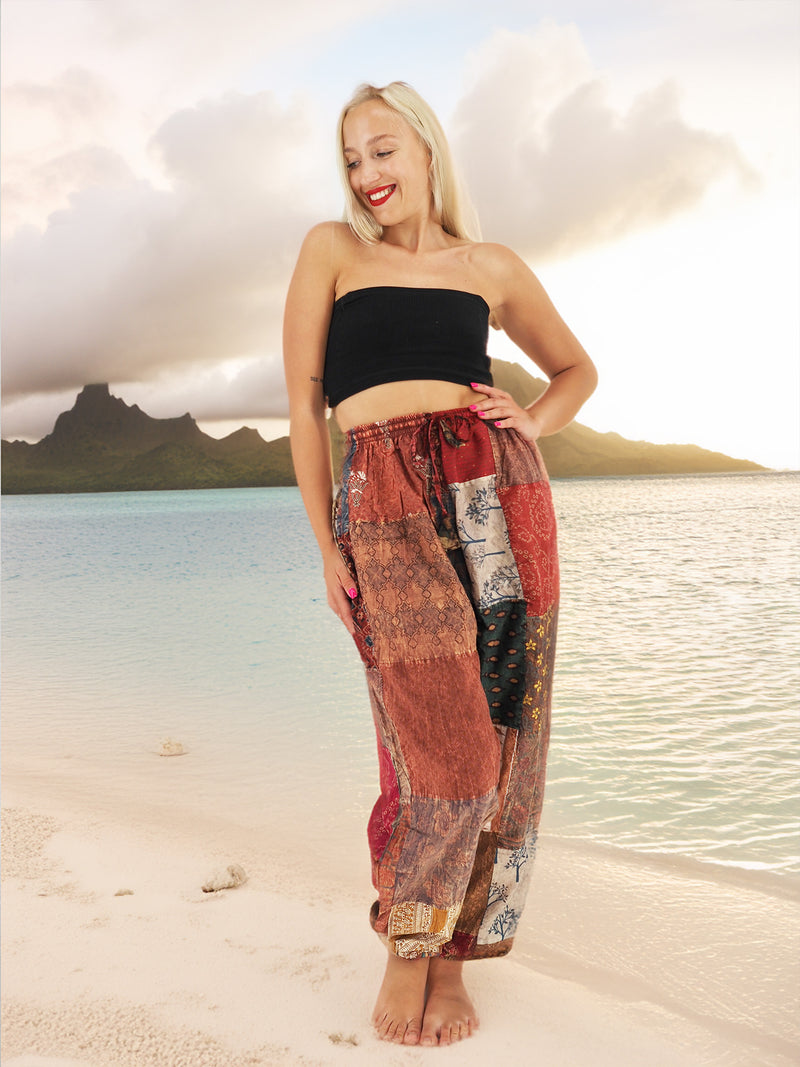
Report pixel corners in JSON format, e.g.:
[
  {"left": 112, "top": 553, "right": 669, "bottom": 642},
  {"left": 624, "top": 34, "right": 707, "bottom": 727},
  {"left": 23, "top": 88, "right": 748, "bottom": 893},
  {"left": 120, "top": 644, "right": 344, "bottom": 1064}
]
[
  {"left": 201, "top": 864, "right": 247, "bottom": 893},
  {"left": 158, "top": 739, "right": 186, "bottom": 757}
]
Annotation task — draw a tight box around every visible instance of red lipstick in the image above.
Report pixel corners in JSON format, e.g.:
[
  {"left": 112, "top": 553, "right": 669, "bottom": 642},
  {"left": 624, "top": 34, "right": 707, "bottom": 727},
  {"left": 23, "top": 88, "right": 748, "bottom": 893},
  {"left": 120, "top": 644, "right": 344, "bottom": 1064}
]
[{"left": 365, "top": 184, "right": 396, "bottom": 206}]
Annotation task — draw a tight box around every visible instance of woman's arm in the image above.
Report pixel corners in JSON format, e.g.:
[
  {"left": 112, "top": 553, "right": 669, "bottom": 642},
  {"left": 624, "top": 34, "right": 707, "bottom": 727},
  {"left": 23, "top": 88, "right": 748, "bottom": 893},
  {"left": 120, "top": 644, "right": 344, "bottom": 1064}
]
[
  {"left": 471, "top": 244, "right": 598, "bottom": 442},
  {"left": 283, "top": 222, "right": 357, "bottom": 632}
]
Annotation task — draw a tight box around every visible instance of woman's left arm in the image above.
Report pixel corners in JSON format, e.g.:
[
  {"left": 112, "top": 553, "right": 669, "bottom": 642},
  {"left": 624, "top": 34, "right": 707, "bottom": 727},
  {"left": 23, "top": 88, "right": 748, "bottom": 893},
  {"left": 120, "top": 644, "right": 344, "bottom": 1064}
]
[{"left": 471, "top": 245, "right": 598, "bottom": 443}]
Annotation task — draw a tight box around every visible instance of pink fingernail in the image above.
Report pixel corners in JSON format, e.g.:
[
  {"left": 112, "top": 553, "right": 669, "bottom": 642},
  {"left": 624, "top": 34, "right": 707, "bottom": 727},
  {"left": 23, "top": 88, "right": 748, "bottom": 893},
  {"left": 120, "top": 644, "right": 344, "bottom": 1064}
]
[
  {"left": 477, "top": 410, "right": 486, "bottom": 417},
  {"left": 469, "top": 404, "right": 477, "bottom": 411},
  {"left": 494, "top": 421, "right": 502, "bottom": 427},
  {"left": 470, "top": 382, "right": 481, "bottom": 389},
  {"left": 348, "top": 587, "right": 357, "bottom": 599}
]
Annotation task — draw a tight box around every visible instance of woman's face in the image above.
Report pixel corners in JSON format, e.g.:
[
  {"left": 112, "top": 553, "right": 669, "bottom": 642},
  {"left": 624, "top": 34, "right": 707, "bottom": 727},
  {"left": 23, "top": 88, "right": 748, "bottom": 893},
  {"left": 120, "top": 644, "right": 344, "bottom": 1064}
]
[{"left": 342, "top": 100, "right": 432, "bottom": 226}]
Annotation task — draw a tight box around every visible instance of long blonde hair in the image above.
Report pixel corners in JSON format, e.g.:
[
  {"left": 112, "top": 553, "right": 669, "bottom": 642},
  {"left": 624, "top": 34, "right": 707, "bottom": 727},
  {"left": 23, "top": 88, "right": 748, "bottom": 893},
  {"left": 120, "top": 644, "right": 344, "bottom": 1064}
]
[{"left": 336, "top": 81, "right": 481, "bottom": 244}]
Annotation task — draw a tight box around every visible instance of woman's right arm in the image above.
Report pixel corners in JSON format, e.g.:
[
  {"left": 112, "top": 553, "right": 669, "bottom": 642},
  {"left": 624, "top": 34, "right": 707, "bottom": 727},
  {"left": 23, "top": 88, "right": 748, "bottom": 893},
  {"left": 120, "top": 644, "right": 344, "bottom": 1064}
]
[{"left": 283, "top": 222, "right": 357, "bottom": 633}]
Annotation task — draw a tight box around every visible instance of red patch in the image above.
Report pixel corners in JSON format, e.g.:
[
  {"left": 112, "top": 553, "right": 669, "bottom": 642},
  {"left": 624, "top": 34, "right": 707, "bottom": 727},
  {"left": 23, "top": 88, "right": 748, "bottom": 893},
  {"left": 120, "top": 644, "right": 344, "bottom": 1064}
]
[
  {"left": 498, "top": 483, "right": 559, "bottom": 616},
  {"left": 368, "top": 742, "right": 401, "bottom": 864},
  {"left": 439, "top": 419, "right": 496, "bottom": 484},
  {"left": 379, "top": 656, "right": 501, "bottom": 799}
]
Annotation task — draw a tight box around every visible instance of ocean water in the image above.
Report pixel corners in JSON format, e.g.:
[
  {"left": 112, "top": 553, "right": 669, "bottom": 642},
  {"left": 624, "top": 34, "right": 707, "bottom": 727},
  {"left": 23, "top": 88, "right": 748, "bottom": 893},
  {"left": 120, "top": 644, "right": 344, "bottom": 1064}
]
[{"left": 2, "top": 473, "right": 799, "bottom": 882}]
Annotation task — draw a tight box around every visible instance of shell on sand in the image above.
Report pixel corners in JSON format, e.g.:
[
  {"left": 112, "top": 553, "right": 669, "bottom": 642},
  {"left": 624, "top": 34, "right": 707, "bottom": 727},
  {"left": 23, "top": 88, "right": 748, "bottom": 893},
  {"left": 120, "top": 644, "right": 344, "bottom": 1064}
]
[
  {"left": 158, "top": 738, "right": 186, "bottom": 757},
  {"left": 201, "top": 864, "right": 248, "bottom": 893}
]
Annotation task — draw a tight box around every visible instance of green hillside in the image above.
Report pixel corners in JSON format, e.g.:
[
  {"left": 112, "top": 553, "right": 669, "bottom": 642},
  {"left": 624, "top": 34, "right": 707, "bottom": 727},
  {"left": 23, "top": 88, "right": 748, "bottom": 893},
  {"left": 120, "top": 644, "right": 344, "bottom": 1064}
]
[{"left": 2, "top": 369, "right": 765, "bottom": 495}]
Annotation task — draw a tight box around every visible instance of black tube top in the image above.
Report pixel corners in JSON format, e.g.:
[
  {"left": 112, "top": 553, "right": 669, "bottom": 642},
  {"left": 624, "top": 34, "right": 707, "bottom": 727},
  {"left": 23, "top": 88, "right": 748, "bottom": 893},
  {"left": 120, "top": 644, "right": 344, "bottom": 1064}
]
[{"left": 323, "top": 286, "right": 493, "bottom": 408}]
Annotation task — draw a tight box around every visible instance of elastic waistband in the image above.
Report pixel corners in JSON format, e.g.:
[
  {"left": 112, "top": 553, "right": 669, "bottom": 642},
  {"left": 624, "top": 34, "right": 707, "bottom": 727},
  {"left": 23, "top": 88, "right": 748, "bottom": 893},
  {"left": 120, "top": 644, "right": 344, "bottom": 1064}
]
[{"left": 346, "top": 406, "right": 478, "bottom": 443}]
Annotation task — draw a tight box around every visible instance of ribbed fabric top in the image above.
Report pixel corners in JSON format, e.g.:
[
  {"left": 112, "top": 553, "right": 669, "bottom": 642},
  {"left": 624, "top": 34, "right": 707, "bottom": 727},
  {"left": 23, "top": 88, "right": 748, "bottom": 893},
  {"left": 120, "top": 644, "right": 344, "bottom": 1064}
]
[{"left": 323, "top": 286, "right": 493, "bottom": 408}]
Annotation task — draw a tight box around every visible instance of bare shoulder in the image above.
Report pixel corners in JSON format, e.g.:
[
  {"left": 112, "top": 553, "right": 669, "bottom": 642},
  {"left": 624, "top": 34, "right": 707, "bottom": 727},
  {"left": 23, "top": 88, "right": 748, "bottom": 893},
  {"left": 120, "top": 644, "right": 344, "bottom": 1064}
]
[
  {"left": 298, "top": 220, "right": 353, "bottom": 257},
  {"left": 298, "top": 220, "right": 366, "bottom": 281},
  {"left": 468, "top": 241, "right": 536, "bottom": 284},
  {"left": 305, "top": 219, "right": 351, "bottom": 240},
  {"left": 461, "top": 242, "right": 546, "bottom": 323}
]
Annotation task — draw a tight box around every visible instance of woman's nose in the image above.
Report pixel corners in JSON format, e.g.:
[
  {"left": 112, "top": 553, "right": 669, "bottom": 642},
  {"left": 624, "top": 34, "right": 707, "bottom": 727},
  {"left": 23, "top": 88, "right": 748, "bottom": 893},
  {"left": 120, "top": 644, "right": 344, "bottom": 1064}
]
[{"left": 360, "top": 159, "right": 381, "bottom": 186}]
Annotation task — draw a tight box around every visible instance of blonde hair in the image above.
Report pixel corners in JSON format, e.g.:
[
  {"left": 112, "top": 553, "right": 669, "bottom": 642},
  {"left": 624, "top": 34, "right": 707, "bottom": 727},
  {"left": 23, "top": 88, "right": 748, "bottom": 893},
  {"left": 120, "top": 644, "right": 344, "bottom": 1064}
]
[{"left": 336, "top": 81, "right": 481, "bottom": 244}]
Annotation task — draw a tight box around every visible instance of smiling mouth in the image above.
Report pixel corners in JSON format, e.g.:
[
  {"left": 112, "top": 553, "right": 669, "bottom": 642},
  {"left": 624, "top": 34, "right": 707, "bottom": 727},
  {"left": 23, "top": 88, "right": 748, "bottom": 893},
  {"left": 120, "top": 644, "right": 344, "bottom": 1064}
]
[{"left": 367, "top": 184, "right": 396, "bottom": 205}]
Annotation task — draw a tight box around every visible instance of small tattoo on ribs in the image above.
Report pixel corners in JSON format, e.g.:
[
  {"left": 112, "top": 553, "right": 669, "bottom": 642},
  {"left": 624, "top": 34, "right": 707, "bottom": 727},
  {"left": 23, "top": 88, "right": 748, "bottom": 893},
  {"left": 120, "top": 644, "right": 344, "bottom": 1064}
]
[{"left": 309, "top": 375, "right": 322, "bottom": 383}]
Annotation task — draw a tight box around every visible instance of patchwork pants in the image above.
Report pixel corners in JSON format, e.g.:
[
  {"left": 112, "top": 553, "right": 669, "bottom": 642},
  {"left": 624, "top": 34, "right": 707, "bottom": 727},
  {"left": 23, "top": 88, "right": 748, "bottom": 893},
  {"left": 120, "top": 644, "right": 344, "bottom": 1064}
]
[{"left": 334, "top": 408, "right": 558, "bottom": 960}]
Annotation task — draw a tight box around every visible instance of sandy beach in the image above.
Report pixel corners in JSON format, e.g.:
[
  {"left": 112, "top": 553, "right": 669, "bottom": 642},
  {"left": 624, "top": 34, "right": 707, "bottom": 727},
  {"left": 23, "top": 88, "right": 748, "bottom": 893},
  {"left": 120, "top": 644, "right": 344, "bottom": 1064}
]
[{"left": 2, "top": 752, "right": 798, "bottom": 1067}]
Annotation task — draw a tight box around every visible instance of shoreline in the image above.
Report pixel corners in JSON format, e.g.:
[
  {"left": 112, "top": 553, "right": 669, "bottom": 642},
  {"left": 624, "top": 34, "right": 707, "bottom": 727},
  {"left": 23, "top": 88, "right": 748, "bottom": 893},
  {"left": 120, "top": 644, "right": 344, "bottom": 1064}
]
[
  {"left": 2, "top": 757, "right": 798, "bottom": 1066},
  {"left": 2, "top": 468, "right": 793, "bottom": 500}
]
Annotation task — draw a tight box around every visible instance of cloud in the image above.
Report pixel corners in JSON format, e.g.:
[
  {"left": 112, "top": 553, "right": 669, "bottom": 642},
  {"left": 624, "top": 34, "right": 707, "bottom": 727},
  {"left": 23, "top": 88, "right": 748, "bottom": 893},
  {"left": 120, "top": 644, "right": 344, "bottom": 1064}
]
[
  {"left": 1, "top": 89, "right": 337, "bottom": 415},
  {"left": 0, "top": 389, "right": 85, "bottom": 444},
  {"left": 451, "top": 25, "right": 757, "bottom": 257},
  {"left": 1, "top": 64, "right": 127, "bottom": 231},
  {"left": 4, "top": 66, "right": 118, "bottom": 129},
  {"left": 1, "top": 17, "right": 763, "bottom": 441},
  {"left": 1, "top": 0, "right": 395, "bottom": 227},
  {"left": 2, "top": 143, "right": 135, "bottom": 236},
  {"left": 1, "top": 0, "right": 386, "bottom": 95},
  {"left": 125, "top": 357, "right": 290, "bottom": 422}
]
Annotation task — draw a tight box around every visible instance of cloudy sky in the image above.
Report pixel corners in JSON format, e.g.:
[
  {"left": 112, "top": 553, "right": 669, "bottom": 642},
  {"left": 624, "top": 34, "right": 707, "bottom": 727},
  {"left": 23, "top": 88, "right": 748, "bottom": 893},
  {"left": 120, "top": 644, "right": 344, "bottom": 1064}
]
[{"left": 2, "top": 0, "right": 798, "bottom": 468}]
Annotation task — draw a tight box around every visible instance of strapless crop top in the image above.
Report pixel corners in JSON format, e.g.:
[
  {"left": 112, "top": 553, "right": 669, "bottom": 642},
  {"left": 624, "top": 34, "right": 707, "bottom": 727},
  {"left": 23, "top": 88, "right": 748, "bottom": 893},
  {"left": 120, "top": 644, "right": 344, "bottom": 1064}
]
[{"left": 323, "top": 286, "right": 493, "bottom": 408}]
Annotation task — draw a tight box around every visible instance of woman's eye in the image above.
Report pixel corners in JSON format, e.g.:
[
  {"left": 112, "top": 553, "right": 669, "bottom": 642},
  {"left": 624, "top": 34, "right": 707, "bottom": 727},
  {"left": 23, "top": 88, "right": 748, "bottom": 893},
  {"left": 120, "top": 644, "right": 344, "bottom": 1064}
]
[
  {"left": 376, "top": 151, "right": 393, "bottom": 159},
  {"left": 346, "top": 160, "right": 359, "bottom": 170}
]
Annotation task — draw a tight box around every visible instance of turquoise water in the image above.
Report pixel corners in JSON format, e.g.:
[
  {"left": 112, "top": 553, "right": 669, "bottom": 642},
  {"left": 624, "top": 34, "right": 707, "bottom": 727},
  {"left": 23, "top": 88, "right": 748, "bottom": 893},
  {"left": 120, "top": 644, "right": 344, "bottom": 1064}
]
[{"left": 2, "top": 473, "right": 799, "bottom": 878}]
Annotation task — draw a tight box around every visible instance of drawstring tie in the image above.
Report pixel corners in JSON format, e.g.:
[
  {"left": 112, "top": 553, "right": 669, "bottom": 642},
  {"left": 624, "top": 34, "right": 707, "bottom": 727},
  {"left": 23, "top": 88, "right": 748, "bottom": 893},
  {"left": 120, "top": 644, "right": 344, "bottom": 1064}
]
[{"left": 412, "top": 410, "right": 477, "bottom": 535}]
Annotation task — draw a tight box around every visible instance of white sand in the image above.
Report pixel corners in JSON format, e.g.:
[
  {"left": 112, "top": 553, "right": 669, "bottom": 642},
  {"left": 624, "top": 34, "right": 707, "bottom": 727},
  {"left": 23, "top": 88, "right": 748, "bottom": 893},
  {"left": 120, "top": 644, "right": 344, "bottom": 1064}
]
[{"left": 2, "top": 759, "right": 798, "bottom": 1067}]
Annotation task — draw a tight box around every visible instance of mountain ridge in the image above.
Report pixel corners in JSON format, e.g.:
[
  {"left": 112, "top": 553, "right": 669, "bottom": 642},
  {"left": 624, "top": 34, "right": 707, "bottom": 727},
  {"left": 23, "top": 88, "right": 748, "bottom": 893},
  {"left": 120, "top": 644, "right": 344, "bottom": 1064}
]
[
  {"left": 1, "top": 368, "right": 766, "bottom": 494},
  {"left": 2, "top": 383, "right": 296, "bottom": 493}
]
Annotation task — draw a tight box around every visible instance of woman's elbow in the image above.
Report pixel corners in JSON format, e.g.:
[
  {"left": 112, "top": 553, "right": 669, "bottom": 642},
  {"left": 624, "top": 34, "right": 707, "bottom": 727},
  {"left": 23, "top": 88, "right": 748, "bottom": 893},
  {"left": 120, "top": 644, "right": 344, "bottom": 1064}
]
[
  {"left": 583, "top": 357, "right": 599, "bottom": 398},
  {"left": 288, "top": 400, "right": 328, "bottom": 436}
]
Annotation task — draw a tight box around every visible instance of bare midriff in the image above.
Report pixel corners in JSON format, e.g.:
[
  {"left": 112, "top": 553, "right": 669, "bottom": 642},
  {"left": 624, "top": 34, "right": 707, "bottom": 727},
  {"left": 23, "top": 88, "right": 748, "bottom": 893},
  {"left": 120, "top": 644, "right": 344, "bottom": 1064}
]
[{"left": 334, "top": 380, "right": 485, "bottom": 433}]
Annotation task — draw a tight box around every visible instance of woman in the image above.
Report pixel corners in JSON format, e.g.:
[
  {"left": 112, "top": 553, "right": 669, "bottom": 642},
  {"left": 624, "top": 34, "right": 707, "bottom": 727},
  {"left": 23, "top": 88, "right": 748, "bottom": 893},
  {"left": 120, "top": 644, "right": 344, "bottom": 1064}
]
[{"left": 283, "top": 81, "right": 597, "bottom": 1047}]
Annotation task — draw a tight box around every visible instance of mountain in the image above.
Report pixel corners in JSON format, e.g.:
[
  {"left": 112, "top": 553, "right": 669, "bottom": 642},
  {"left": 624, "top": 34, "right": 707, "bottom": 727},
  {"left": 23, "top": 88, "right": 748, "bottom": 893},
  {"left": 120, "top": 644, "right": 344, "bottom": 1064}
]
[
  {"left": 1, "top": 384, "right": 295, "bottom": 493},
  {"left": 2, "top": 369, "right": 765, "bottom": 495}
]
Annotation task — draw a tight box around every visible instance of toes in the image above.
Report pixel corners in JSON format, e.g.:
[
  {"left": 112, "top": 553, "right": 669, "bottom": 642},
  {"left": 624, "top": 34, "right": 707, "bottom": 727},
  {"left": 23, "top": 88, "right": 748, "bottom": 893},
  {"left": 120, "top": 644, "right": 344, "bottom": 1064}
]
[
  {"left": 401, "top": 1019, "right": 422, "bottom": 1046},
  {"left": 374, "top": 1012, "right": 401, "bottom": 1043},
  {"left": 419, "top": 1026, "right": 438, "bottom": 1047},
  {"left": 376, "top": 1015, "right": 423, "bottom": 1045},
  {"left": 390, "top": 1022, "right": 407, "bottom": 1044},
  {"left": 380, "top": 1019, "right": 397, "bottom": 1042},
  {"left": 419, "top": 1012, "right": 477, "bottom": 1045}
]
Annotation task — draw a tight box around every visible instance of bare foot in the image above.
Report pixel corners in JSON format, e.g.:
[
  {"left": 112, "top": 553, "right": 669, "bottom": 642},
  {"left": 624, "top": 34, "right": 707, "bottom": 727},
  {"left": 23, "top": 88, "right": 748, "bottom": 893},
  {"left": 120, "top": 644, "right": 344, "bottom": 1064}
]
[
  {"left": 419, "top": 957, "right": 479, "bottom": 1047},
  {"left": 372, "top": 952, "right": 429, "bottom": 1045}
]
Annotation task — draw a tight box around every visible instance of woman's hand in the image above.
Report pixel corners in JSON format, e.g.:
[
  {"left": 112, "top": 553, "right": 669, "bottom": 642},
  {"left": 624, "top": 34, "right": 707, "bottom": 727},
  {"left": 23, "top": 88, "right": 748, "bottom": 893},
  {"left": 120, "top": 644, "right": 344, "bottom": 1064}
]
[
  {"left": 323, "top": 545, "right": 358, "bottom": 634},
  {"left": 470, "top": 383, "right": 543, "bottom": 444}
]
